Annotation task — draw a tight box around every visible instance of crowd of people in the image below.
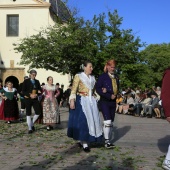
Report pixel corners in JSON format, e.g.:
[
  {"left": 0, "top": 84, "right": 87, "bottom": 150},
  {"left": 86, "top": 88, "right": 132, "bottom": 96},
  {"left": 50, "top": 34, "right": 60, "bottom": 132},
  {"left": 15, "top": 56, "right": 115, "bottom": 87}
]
[
  {"left": 115, "top": 86, "right": 164, "bottom": 119},
  {"left": 0, "top": 70, "right": 72, "bottom": 133},
  {"left": 0, "top": 59, "right": 169, "bottom": 163}
]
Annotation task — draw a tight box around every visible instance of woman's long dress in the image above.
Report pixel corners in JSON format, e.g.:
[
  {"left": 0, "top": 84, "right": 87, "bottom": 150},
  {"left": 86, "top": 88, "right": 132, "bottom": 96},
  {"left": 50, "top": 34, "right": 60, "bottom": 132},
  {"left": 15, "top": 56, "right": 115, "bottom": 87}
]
[
  {"left": 67, "top": 72, "right": 103, "bottom": 142},
  {"left": 0, "top": 88, "right": 19, "bottom": 121},
  {"left": 42, "top": 84, "right": 60, "bottom": 124}
]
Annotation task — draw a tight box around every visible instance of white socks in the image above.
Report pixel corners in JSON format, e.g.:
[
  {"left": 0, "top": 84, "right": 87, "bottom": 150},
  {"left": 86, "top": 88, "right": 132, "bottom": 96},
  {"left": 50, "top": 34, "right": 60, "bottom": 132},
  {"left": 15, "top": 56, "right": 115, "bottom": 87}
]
[
  {"left": 80, "top": 141, "right": 88, "bottom": 148},
  {"left": 33, "top": 114, "right": 39, "bottom": 124},
  {"left": 27, "top": 116, "right": 33, "bottom": 130},
  {"left": 27, "top": 114, "right": 39, "bottom": 130},
  {"left": 81, "top": 141, "right": 88, "bottom": 148},
  {"left": 20, "top": 109, "right": 24, "bottom": 118},
  {"left": 165, "top": 145, "right": 170, "bottom": 161},
  {"left": 103, "top": 120, "right": 112, "bottom": 143}
]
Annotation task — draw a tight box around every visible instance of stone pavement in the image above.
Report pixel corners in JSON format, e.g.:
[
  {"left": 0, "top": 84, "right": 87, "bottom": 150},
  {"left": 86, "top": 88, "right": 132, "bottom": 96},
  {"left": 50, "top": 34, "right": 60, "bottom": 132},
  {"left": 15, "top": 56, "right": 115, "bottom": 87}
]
[{"left": 0, "top": 107, "right": 169, "bottom": 170}]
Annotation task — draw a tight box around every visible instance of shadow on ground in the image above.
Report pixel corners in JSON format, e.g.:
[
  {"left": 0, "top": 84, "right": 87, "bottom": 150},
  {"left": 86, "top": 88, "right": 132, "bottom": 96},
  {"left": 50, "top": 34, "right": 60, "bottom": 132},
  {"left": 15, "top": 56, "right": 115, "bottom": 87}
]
[
  {"left": 112, "top": 125, "right": 131, "bottom": 144},
  {"left": 157, "top": 135, "right": 170, "bottom": 153}
]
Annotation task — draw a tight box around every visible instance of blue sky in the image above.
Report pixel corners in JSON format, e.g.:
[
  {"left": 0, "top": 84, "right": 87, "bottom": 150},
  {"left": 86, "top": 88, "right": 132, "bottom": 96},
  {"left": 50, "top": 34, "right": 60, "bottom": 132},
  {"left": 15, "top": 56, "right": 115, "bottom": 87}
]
[{"left": 67, "top": 0, "right": 170, "bottom": 46}]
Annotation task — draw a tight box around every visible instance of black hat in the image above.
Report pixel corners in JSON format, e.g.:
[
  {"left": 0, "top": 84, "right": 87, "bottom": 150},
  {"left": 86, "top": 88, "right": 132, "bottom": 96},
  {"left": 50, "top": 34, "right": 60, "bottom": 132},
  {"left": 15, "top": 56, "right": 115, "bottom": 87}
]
[
  {"left": 30, "top": 69, "right": 37, "bottom": 74},
  {"left": 150, "top": 91, "right": 158, "bottom": 97}
]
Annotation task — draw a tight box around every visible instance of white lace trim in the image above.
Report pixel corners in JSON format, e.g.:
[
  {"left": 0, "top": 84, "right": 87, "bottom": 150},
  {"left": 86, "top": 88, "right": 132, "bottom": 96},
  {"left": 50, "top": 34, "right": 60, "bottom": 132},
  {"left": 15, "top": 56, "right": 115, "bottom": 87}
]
[
  {"left": 78, "top": 72, "right": 95, "bottom": 89},
  {"left": 43, "top": 84, "right": 56, "bottom": 91},
  {"left": 3, "top": 87, "right": 16, "bottom": 92},
  {"left": 80, "top": 96, "right": 103, "bottom": 138},
  {"left": 69, "top": 94, "right": 76, "bottom": 103},
  {"left": 78, "top": 72, "right": 95, "bottom": 104}
]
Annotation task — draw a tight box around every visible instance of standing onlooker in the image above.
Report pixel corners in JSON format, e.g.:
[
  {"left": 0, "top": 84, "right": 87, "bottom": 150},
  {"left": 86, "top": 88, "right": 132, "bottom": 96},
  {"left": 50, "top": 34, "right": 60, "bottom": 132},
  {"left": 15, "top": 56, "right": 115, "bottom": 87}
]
[
  {"left": 22, "top": 70, "right": 42, "bottom": 134},
  {"left": 68, "top": 60, "right": 103, "bottom": 152},
  {"left": 64, "top": 84, "right": 72, "bottom": 108},
  {"left": 0, "top": 81, "right": 19, "bottom": 124},
  {"left": 155, "top": 86, "right": 161, "bottom": 99},
  {"left": 18, "top": 76, "right": 29, "bottom": 122},
  {"left": 96, "top": 59, "right": 119, "bottom": 148},
  {"left": 42, "top": 76, "right": 60, "bottom": 130},
  {"left": 56, "top": 83, "right": 63, "bottom": 107}
]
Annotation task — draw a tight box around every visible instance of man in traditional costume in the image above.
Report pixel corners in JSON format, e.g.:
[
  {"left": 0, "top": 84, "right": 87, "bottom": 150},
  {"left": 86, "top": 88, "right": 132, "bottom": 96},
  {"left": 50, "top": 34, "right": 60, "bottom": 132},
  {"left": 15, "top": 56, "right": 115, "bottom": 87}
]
[
  {"left": 96, "top": 59, "right": 119, "bottom": 148},
  {"left": 22, "top": 70, "right": 42, "bottom": 134},
  {"left": 18, "top": 76, "right": 29, "bottom": 122}
]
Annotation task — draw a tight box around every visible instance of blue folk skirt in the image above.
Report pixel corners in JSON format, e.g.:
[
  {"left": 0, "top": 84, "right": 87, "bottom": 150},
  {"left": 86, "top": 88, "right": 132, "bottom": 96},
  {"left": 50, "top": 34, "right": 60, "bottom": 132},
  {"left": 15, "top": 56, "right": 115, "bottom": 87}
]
[{"left": 67, "top": 95, "right": 103, "bottom": 142}]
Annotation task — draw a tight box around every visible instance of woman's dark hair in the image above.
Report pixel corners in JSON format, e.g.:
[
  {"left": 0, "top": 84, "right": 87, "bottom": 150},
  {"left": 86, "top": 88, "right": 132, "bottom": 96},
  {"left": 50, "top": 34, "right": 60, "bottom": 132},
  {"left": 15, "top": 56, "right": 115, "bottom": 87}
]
[
  {"left": 47, "top": 76, "right": 53, "bottom": 81},
  {"left": 83, "top": 60, "right": 92, "bottom": 67}
]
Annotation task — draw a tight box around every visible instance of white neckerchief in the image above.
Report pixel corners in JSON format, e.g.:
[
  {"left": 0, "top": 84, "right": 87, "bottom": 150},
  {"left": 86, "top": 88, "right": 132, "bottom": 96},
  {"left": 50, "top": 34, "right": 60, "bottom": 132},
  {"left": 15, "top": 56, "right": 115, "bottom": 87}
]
[
  {"left": 108, "top": 72, "right": 115, "bottom": 78},
  {"left": 3, "top": 87, "right": 16, "bottom": 92},
  {"left": 44, "top": 84, "right": 56, "bottom": 91},
  {"left": 78, "top": 72, "right": 95, "bottom": 104}
]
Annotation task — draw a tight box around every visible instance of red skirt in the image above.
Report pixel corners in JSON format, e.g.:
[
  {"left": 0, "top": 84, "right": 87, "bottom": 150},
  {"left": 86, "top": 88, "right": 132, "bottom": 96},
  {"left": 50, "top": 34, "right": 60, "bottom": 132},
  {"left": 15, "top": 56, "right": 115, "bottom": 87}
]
[
  {"left": 4, "top": 98, "right": 19, "bottom": 121},
  {"left": 0, "top": 100, "right": 4, "bottom": 120}
]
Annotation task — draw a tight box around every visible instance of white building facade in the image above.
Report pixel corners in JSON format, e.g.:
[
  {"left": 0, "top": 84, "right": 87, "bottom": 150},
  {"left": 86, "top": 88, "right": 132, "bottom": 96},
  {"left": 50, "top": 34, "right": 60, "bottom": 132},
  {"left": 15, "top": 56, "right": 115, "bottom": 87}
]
[{"left": 0, "top": 0, "right": 71, "bottom": 89}]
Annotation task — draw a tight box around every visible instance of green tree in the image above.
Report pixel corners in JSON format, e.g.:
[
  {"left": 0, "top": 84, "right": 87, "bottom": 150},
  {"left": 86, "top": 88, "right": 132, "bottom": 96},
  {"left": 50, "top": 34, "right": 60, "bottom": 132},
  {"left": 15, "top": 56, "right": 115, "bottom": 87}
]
[
  {"left": 14, "top": 10, "right": 143, "bottom": 86},
  {"left": 139, "top": 43, "right": 170, "bottom": 87}
]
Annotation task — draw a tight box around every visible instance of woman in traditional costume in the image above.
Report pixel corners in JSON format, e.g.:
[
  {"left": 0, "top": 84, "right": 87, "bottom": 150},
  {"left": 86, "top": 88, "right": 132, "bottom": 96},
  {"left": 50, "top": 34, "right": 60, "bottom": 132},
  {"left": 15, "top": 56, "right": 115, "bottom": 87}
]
[
  {"left": 42, "top": 76, "right": 60, "bottom": 130},
  {"left": 67, "top": 60, "right": 103, "bottom": 152},
  {"left": 0, "top": 79, "right": 4, "bottom": 120},
  {"left": 0, "top": 81, "right": 19, "bottom": 124}
]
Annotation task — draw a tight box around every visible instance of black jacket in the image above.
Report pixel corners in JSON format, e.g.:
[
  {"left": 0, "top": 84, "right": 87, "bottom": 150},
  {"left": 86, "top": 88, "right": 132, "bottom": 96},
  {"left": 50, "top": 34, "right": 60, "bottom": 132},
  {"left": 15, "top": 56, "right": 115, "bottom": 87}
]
[{"left": 22, "top": 78, "right": 41, "bottom": 98}]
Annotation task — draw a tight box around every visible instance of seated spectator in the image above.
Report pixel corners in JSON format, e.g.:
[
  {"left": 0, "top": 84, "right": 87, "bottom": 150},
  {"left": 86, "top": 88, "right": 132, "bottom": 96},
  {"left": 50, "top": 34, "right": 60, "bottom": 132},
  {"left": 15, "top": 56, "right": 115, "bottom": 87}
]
[
  {"left": 118, "top": 93, "right": 134, "bottom": 114},
  {"left": 145, "top": 92, "right": 159, "bottom": 118},
  {"left": 129, "top": 90, "right": 145, "bottom": 116},
  {"left": 116, "top": 93, "right": 123, "bottom": 113},
  {"left": 154, "top": 100, "right": 162, "bottom": 118},
  {"left": 140, "top": 93, "right": 152, "bottom": 117}
]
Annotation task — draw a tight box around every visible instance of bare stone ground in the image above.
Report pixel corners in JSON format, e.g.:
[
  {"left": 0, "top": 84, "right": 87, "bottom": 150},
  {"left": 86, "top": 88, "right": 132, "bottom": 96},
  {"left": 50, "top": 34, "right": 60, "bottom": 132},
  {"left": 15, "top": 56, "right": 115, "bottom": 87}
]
[{"left": 0, "top": 106, "right": 169, "bottom": 170}]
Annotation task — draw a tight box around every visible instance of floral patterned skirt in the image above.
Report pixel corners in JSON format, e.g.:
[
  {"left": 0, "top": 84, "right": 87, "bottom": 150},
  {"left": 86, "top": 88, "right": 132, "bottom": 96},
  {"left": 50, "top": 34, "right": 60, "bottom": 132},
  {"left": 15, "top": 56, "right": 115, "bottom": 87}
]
[{"left": 43, "top": 98, "right": 59, "bottom": 124}]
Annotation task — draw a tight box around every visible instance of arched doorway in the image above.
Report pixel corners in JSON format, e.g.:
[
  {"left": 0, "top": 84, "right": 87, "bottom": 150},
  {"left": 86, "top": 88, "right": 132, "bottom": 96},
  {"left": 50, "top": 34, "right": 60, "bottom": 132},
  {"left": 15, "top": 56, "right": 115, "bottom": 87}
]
[{"left": 5, "top": 76, "right": 19, "bottom": 90}]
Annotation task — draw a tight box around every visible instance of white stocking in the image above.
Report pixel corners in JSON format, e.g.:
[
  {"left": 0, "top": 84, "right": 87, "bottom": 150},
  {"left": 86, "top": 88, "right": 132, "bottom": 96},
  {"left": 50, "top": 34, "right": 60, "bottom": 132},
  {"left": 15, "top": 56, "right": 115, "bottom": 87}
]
[
  {"left": 81, "top": 141, "right": 88, "bottom": 148},
  {"left": 103, "top": 120, "right": 112, "bottom": 143},
  {"left": 33, "top": 114, "right": 39, "bottom": 124},
  {"left": 27, "top": 116, "right": 33, "bottom": 130}
]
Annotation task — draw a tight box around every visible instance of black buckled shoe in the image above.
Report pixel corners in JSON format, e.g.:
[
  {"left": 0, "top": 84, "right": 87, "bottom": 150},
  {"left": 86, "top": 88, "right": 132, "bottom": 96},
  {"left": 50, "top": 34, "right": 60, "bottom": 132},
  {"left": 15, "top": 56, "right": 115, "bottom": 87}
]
[
  {"left": 32, "top": 126, "right": 35, "bottom": 131},
  {"left": 83, "top": 147, "right": 90, "bottom": 152},
  {"left": 28, "top": 130, "right": 33, "bottom": 134},
  {"left": 46, "top": 126, "right": 51, "bottom": 131},
  {"left": 105, "top": 143, "right": 116, "bottom": 149},
  {"left": 19, "top": 118, "right": 24, "bottom": 122},
  {"left": 7, "top": 121, "right": 11, "bottom": 124},
  {"left": 77, "top": 142, "right": 83, "bottom": 148}
]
